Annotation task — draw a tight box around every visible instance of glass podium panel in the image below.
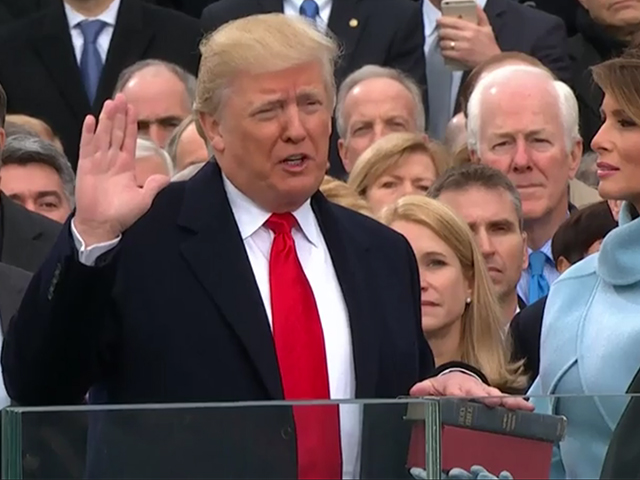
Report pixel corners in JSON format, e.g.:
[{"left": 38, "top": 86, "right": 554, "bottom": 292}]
[
  {"left": 1, "top": 398, "right": 441, "bottom": 479},
  {"left": 5, "top": 394, "right": 640, "bottom": 479}
]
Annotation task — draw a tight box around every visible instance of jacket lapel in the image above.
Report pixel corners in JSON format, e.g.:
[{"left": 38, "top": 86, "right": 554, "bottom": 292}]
[
  {"left": 327, "top": 0, "right": 363, "bottom": 78},
  {"left": 311, "top": 194, "right": 379, "bottom": 398},
  {"left": 94, "top": 0, "right": 153, "bottom": 115},
  {"left": 31, "top": 4, "right": 91, "bottom": 121},
  {"left": 177, "top": 163, "right": 283, "bottom": 399}
]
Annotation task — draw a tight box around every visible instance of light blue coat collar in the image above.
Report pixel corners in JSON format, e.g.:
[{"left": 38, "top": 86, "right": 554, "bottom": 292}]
[{"left": 597, "top": 202, "right": 640, "bottom": 286}]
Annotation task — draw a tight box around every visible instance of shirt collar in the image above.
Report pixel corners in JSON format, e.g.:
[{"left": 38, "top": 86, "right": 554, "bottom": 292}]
[
  {"left": 222, "top": 174, "right": 320, "bottom": 247},
  {"left": 423, "top": 0, "right": 488, "bottom": 36},
  {"left": 285, "top": 0, "right": 332, "bottom": 13},
  {"left": 64, "top": 0, "right": 121, "bottom": 29}
]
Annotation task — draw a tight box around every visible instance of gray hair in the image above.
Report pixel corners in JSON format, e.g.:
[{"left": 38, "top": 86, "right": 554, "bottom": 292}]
[
  {"left": 171, "top": 162, "right": 206, "bottom": 182},
  {"left": 135, "top": 137, "right": 175, "bottom": 176},
  {"left": 335, "top": 65, "right": 425, "bottom": 139},
  {"left": 467, "top": 65, "right": 581, "bottom": 155},
  {"left": 165, "top": 115, "right": 213, "bottom": 168},
  {"left": 114, "top": 59, "right": 196, "bottom": 111},
  {"left": 428, "top": 163, "right": 524, "bottom": 231},
  {"left": 576, "top": 151, "right": 599, "bottom": 188},
  {"left": 1, "top": 135, "right": 75, "bottom": 206}
]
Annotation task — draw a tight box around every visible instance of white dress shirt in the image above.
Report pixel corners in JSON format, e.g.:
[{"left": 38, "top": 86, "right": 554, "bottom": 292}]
[
  {"left": 422, "top": 0, "right": 487, "bottom": 117},
  {"left": 71, "top": 174, "right": 361, "bottom": 479},
  {"left": 283, "top": 0, "right": 333, "bottom": 32},
  {"left": 64, "top": 0, "right": 121, "bottom": 65}
]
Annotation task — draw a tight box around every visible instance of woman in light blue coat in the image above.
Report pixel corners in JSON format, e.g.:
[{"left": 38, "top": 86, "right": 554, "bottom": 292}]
[{"left": 529, "top": 48, "right": 640, "bottom": 479}]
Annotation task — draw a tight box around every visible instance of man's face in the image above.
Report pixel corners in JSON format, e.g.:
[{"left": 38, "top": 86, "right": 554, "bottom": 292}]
[
  {"left": 200, "top": 61, "right": 331, "bottom": 213},
  {"left": 0, "top": 162, "right": 72, "bottom": 223},
  {"left": 121, "top": 67, "right": 191, "bottom": 147},
  {"left": 175, "top": 123, "right": 209, "bottom": 172},
  {"left": 472, "top": 82, "right": 581, "bottom": 223},
  {"left": 438, "top": 186, "right": 527, "bottom": 303},
  {"left": 580, "top": 0, "right": 640, "bottom": 28},
  {"left": 338, "top": 77, "right": 418, "bottom": 172}
]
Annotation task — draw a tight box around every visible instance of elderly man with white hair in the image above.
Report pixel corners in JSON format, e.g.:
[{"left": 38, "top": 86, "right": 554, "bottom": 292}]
[{"left": 466, "top": 65, "right": 582, "bottom": 305}]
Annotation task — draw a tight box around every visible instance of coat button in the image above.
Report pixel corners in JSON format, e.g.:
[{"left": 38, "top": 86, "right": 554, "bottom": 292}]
[{"left": 281, "top": 425, "right": 293, "bottom": 440}]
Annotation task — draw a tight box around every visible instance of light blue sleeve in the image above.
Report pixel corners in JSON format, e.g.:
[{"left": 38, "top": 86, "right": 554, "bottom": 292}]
[{"left": 527, "top": 378, "right": 566, "bottom": 480}]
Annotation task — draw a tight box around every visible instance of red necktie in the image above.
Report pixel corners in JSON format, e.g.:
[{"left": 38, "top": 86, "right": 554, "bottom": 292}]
[{"left": 266, "top": 213, "right": 342, "bottom": 480}]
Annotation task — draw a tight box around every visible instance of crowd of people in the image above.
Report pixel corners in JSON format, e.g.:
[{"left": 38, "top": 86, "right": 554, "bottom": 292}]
[{"left": 0, "top": 0, "right": 638, "bottom": 479}]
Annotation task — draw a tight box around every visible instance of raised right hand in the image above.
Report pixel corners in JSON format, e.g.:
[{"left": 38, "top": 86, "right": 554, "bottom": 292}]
[{"left": 73, "top": 94, "right": 170, "bottom": 247}]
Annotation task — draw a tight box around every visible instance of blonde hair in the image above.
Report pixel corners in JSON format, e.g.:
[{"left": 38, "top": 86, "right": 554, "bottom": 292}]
[
  {"left": 320, "top": 175, "right": 374, "bottom": 216},
  {"left": 347, "top": 133, "right": 450, "bottom": 197},
  {"left": 379, "top": 195, "right": 527, "bottom": 391},
  {"left": 5, "top": 114, "right": 63, "bottom": 152},
  {"left": 194, "top": 13, "right": 339, "bottom": 118},
  {"left": 592, "top": 46, "right": 640, "bottom": 127}
]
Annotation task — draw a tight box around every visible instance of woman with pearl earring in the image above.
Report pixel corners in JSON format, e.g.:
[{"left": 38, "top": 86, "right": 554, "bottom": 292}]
[{"left": 380, "top": 195, "right": 528, "bottom": 394}]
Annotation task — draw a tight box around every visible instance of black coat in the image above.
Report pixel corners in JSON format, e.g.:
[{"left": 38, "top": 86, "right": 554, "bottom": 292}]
[{"left": 2, "top": 162, "right": 443, "bottom": 478}]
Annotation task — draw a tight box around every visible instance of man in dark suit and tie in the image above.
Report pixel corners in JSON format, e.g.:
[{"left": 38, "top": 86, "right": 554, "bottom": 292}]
[
  {"left": 2, "top": 13, "right": 529, "bottom": 478},
  {"left": 423, "top": 0, "right": 571, "bottom": 140},
  {"left": 0, "top": 0, "right": 201, "bottom": 167},
  {"left": 201, "top": 0, "right": 428, "bottom": 179}
]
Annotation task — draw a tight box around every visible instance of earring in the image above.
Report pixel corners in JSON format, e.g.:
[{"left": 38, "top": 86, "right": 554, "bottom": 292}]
[{"left": 465, "top": 297, "right": 472, "bottom": 304}]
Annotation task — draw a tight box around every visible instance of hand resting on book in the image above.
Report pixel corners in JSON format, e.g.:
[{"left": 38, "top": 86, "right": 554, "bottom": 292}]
[{"left": 409, "top": 465, "right": 514, "bottom": 479}]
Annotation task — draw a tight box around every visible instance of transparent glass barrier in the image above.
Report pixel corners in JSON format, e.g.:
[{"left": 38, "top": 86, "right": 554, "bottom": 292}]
[
  {"left": 1, "top": 398, "right": 441, "bottom": 479},
  {"left": 3, "top": 395, "right": 640, "bottom": 479}
]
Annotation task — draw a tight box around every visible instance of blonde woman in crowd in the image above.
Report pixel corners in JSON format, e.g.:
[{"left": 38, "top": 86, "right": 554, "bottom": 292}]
[
  {"left": 319, "top": 175, "right": 373, "bottom": 217},
  {"left": 380, "top": 196, "right": 527, "bottom": 393},
  {"left": 348, "top": 132, "right": 449, "bottom": 214}
]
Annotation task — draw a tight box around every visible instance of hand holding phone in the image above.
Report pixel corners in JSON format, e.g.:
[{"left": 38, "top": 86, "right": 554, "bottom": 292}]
[{"left": 437, "top": 1, "right": 500, "bottom": 71}]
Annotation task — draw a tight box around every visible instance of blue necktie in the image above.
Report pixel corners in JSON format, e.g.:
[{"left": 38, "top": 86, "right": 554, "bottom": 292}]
[
  {"left": 78, "top": 19, "right": 108, "bottom": 105},
  {"left": 426, "top": 36, "right": 453, "bottom": 142},
  {"left": 299, "top": 0, "right": 320, "bottom": 23},
  {"left": 528, "top": 250, "right": 550, "bottom": 304}
]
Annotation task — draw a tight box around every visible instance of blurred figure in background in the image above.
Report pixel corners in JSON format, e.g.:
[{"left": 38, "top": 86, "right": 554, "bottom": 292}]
[
  {"left": 336, "top": 65, "right": 428, "bottom": 174},
  {"left": 510, "top": 200, "right": 618, "bottom": 384},
  {"left": 114, "top": 59, "right": 196, "bottom": 147},
  {"left": 134, "top": 137, "right": 174, "bottom": 187},
  {"left": 5, "top": 114, "right": 64, "bottom": 152},
  {"left": 576, "top": 150, "right": 599, "bottom": 188},
  {"left": 348, "top": 132, "right": 448, "bottom": 215},
  {"left": 467, "top": 65, "right": 582, "bottom": 305},
  {"left": 570, "top": 0, "right": 640, "bottom": 148},
  {"left": 165, "top": 114, "right": 211, "bottom": 173},
  {"left": 319, "top": 176, "right": 373, "bottom": 217},
  {"left": 0, "top": 135, "right": 74, "bottom": 223},
  {"left": 381, "top": 195, "right": 528, "bottom": 393},
  {"left": 0, "top": 0, "right": 201, "bottom": 166},
  {"left": 429, "top": 164, "right": 528, "bottom": 323}
]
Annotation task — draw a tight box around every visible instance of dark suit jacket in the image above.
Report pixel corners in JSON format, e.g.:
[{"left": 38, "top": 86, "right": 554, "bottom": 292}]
[
  {"left": 510, "top": 295, "right": 547, "bottom": 387},
  {"left": 452, "top": 0, "right": 571, "bottom": 109},
  {"left": 0, "top": 193, "right": 61, "bottom": 274},
  {"left": 2, "top": 162, "right": 439, "bottom": 478},
  {"left": 600, "top": 367, "right": 640, "bottom": 479},
  {"left": 568, "top": 8, "right": 626, "bottom": 150},
  {"left": 0, "top": 262, "right": 31, "bottom": 334},
  {"left": 201, "top": 0, "right": 427, "bottom": 179},
  {"left": 144, "top": 0, "right": 214, "bottom": 17},
  {"left": 0, "top": 0, "right": 202, "bottom": 167}
]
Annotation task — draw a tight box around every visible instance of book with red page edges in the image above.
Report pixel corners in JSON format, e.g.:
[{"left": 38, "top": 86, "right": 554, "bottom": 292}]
[{"left": 405, "top": 399, "right": 567, "bottom": 479}]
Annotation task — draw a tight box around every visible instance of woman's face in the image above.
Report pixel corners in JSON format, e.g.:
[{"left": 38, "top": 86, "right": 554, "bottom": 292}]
[
  {"left": 391, "top": 220, "right": 471, "bottom": 339},
  {"left": 365, "top": 152, "right": 437, "bottom": 214},
  {"left": 591, "top": 93, "right": 640, "bottom": 210}
]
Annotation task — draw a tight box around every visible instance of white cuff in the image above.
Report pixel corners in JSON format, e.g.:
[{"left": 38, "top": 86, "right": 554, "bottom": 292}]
[
  {"left": 71, "top": 219, "right": 121, "bottom": 266},
  {"left": 438, "top": 367, "right": 483, "bottom": 384}
]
